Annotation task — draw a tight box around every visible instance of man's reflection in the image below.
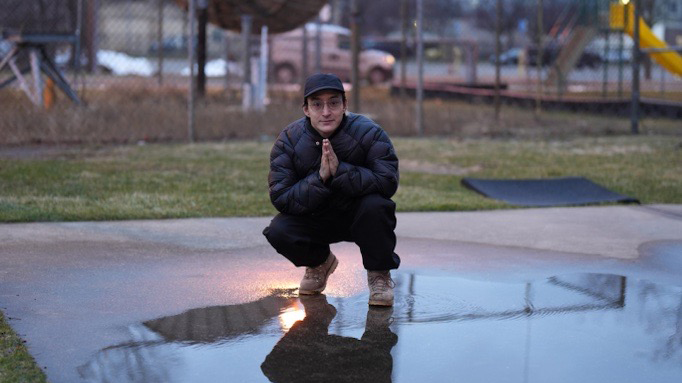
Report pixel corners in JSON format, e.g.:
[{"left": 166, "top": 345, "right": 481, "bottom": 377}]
[{"left": 261, "top": 294, "right": 398, "bottom": 383}]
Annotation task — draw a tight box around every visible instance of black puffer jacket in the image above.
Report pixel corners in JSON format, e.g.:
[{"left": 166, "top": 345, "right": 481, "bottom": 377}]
[{"left": 268, "top": 112, "right": 399, "bottom": 215}]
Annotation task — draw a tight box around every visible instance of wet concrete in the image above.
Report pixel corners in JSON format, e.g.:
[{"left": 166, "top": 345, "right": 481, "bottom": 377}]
[{"left": 1, "top": 205, "right": 682, "bottom": 382}]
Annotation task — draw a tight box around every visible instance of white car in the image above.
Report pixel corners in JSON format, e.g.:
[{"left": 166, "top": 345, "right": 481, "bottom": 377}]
[
  {"left": 180, "top": 59, "right": 243, "bottom": 78},
  {"left": 96, "top": 50, "right": 155, "bottom": 77}
]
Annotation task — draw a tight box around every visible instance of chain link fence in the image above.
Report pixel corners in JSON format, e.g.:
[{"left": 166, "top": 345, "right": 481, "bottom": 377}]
[{"left": 1, "top": 0, "right": 680, "bottom": 145}]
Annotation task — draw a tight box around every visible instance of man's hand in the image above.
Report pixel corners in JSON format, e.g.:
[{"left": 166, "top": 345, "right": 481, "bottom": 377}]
[{"left": 319, "top": 139, "right": 339, "bottom": 182}]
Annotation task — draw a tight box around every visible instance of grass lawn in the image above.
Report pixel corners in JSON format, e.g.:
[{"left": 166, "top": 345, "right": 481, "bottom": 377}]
[
  {"left": 1, "top": 135, "right": 680, "bottom": 223},
  {"left": 1, "top": 134, "right": 681, "bottom": 380}
]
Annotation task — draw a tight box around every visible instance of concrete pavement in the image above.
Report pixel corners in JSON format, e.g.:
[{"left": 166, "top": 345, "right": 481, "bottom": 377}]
[{"left": 1, "top": 205, "right": 681, "bottom": 382}]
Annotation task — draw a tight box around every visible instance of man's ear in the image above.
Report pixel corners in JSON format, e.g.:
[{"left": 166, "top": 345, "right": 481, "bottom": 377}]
[{"left": 303, "top": 104, "right": 311, "bottom": 118}]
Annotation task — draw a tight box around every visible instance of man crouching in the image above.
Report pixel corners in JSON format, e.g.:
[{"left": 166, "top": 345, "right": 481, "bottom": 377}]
[{"left": 262, "top": 73, "right": 401, "bottom": 306}]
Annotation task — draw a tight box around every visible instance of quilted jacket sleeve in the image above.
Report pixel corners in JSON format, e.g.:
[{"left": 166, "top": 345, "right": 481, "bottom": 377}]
[
  {"left": 268, "top": 130, "right": 332, "bottom": 215},
  {"left": 330, "top": 127, "right": 399, "bottom": 198}
]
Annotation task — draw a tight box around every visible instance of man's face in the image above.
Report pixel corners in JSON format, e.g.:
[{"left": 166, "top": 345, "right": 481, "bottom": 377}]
[{"left": 303, "top": 90, "right": 346, "bottom": 138}]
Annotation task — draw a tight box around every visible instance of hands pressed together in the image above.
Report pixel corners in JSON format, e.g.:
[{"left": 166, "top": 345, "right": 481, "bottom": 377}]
[{"left": 319, "top": 139, "right": 339, "bottom": 182}]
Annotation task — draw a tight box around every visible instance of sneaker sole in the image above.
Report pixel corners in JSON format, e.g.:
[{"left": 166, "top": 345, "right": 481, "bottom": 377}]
[{"left": 299, "top": 256, "right": 339, "bottom": 295}]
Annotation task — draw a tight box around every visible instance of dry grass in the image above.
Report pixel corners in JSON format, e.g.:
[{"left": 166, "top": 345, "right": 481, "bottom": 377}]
[{"left": 1, "top": 84, "right": 679, "bottom": 147}]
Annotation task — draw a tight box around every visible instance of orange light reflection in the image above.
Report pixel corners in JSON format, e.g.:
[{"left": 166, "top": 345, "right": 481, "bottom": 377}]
[{"left": 278, "top": 304, "right": 305, "bottom": 332}]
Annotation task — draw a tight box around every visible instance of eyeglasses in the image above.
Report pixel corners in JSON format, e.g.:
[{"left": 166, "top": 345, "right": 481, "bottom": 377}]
[{"left": 308, "top": 98, "right": 343, "bottom": 112}]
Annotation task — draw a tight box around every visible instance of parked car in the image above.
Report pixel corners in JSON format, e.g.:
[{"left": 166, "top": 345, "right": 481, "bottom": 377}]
[
  {"left": 599, "top": 50, "right": 632, "bottom": 63},
  {"left": 362, "top": 32, "right": 444, "bottom": 60},
  {"left": 575, "top": 50, "right": 603, "bottom": 68},
  {"left": 489, "top": 47, "right": 524, "bottom": 65},
  {"left": 270, "top": 24, "right": 395, "bottom": 84},
  {"left": 180, "top": 58, "right": 243, "bottom": 78},
  {"left": 361, "top": 39, "right": 412, "bottom": 59},
  {"left": 525, "top": 45, "right": 602, "bottom": 68},
  {"left": 96, "top": 50, "right": 155, "bottom": 76},
  {"left": 148, "top": 36, "right": 194, "bottom": 55}
]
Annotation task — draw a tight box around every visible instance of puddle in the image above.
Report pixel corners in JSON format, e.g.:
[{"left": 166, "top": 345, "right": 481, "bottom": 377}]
[{"left": 77, "top": 271, "right": 682, "bottom": 383}]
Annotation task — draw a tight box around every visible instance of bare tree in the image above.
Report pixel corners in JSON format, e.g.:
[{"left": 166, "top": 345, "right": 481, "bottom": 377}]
[{"left": 475, "top": 0, "right": 531, "bottom": 49}]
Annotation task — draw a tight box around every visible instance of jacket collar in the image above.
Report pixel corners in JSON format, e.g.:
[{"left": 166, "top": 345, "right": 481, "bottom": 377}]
[{"left": 305, "top": 113, "right": 349, "bottom": 140}]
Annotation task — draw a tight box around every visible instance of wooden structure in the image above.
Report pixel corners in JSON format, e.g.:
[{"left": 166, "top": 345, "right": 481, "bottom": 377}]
[
  {"left": 0, "top": 31, "right": 81, "bottom": 106},
  {"left": 174, "top": 0, "right": 329, "bottom": 33},
  {"left": 0, "top": 0, "right": 83, "bottom": 106}
]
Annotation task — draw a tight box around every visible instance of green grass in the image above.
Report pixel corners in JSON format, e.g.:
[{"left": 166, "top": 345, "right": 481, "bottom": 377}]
[
  {"left": 0, "top": 312, "right": 47, "bottom": 383},
  {"left": 394, "top": 136, "right": 682, "bottom": 210},
  {"left": 0, "top": 142, "right": 275, "bottom": 222},
  {"left": 1, "top": 135, "right": 680, "bottom": 223}
]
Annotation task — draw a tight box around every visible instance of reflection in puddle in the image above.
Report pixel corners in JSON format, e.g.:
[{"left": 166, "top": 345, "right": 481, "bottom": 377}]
[
  {"left": 78, "top": 273, "right": 682, "bottom": 383},
  {"left": 278, "top": 304, "right": 305, "bottom": 332},
  {"left": 262, "top": 295, "right": 397, "bottom": 383}
]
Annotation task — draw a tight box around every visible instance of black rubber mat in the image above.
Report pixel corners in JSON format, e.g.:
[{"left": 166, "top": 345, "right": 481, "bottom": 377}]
[{"left": 461, "top": 177, "right": 640, "bottom": 207}]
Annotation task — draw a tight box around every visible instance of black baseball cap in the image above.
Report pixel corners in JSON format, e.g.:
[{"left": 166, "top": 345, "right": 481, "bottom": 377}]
[{"left": 303, "top": 73, "right": 345, "bottom": 98}]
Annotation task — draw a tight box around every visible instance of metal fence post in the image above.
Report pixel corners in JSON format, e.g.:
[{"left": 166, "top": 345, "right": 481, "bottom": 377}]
[
  {"left": 256, "top": 25, "right": 268, "bottom": 111},
  {"left": 197, "top": 0, "right": 208, "bottom": 97},
  {"left": 187, "top": 0, "right": 196, "bottom": 142},
  {"left": 241, "top": 14, "right": 253, "bottom": 111},
  {"left": 399, "top": 0, "right": 408, "bottom": 99},
  {"left": 156, "top": 0, "right": 164, "bottom": 86},
  {"left": 415, "top": 0, "right": 424, "bottom": 136},
  {"left": 301, "top": 24, "right": 309, "bottom": 89},
  {"left": 351, "top": 0, "right": 360, "bottom": 113},
  {"left": 315, "top": 17, "right": 322, "bottom": 73},
  {"left": 630, "top": 0, "right": 640, "bottom": 135},
  {"left": 535, "top": 0, "right": 544, "bottom": 116},
  {"left": 494, "top": 0, "right": 502, "bottom": 121},
  {"left": 602, "top": 26, "right": 609, "bottom": 98}
]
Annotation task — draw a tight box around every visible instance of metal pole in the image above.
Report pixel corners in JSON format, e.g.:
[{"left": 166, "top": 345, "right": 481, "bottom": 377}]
[
  {"left": 188, "top": 0, "right": 196, "bottom": 142},
  {"left": 125, "top": 0, "right": 133, "bottom": 52},
  {"left": 415, "top": 0, "right": 424, "bottom": 136},
  {"left": 535, "top": 0, "right": 543, "bottom": 116},
  {"left": 85, "top": 0, "right": 99, "bottom": 73},
  {"left": 630, "top": 0, "right": 640, "bottom": 135},
  {"left": 257, "top": 25, "right": 268, "bottom": 111},
  {"left": 197, "top": 0, "right": 208, "bottom": 97},
  {"left": 315, "top": 17, "right": 322, "bottom": 73},
  {"left": 223, "top": 30, "right": 230, "bottom": 92},
  {"left": 350, "top": 0, "right": 360, "bottom": 113},
  {"left": 658, "top": 58, "right": 665, "bottom": 95},
  {"left": 399, "top": 0, "right": 407, "bottom": 99},
  {"left": 74, "top": 0, "right": 83, "bottom": 78},
  {"left": 602, "top": 28, "right": 609, "bottom": 98},
  {"left": 301, "top": 24, "right": 309, "bottom": 88},
  {"left": 618, "top": 6, "right": 625, "bottom": 97},
  {"left": 333, "top": 0, "right": 343, "bottom": 25},
  {"left": 494, "top": 0, "right": 502, "bottom": 120},
  {"left": 30, "top": 49, "right": 43, "bottom": 106},
  {"left": 157, "top": 0, "right": 164, "bottom": 86},
  {"left": 242, "top": 14, "right": 253, "bottom": 111}
]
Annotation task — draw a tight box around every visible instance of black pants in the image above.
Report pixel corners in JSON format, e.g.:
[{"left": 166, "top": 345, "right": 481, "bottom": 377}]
[{"left": 263, "top": 193, "right": 401, "bottom": 271}]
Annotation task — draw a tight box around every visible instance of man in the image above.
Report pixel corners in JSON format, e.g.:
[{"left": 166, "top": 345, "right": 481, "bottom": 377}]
[
  {"left": 261, "top": 294, "right": 397, "bottom": 382},
  {"left": 263, "top": 73, "right": 400, "bottom": 306}
]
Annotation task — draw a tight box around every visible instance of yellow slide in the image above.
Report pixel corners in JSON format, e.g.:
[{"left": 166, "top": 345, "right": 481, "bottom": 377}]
[{"left": 610, "top": 3, "right": 682, "bottom": 77}]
